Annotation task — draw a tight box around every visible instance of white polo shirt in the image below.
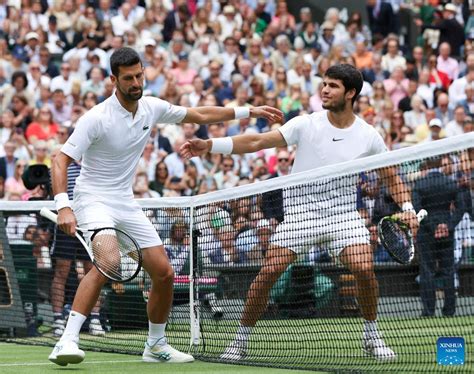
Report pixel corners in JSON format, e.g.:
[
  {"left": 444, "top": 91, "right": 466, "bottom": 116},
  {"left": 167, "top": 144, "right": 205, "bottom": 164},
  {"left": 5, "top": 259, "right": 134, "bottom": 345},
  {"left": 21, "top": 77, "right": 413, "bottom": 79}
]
[
  {"left": 61, "top": 94, "right": 186, "bottom": 198},
  {"left": 278, "top": 110, "right": 387, "bottom": 214}
]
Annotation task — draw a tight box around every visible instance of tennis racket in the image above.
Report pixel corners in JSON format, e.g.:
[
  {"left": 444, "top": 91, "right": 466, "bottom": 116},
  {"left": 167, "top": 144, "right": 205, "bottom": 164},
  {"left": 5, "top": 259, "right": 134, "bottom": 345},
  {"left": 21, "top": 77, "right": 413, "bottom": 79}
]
[
  {"left": 40, "top": 208, "right": 142, "bottom": 282},
  {"left": 377, "top": 209, "right": 428, "bottom": 265}
]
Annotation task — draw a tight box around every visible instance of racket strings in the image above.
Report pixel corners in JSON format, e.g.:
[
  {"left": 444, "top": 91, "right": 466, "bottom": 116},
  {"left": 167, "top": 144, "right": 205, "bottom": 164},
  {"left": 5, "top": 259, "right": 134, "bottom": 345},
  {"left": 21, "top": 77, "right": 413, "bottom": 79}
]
[
  {"left": 380, "top": 219, "right": 412, "bottom": 262},
  {"left": 91, "top": 229, "right": 140, "bottom": 281}
]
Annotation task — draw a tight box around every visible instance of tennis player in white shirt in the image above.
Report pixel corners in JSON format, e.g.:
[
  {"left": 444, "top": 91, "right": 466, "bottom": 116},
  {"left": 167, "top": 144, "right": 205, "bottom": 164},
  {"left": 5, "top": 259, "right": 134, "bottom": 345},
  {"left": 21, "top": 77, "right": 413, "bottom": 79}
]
[
  {"left": 180, "top": 64, "right": 419, "bottom": 362},
  {"left": 48, "top": 47, "right": 283, "bottom": 366}
]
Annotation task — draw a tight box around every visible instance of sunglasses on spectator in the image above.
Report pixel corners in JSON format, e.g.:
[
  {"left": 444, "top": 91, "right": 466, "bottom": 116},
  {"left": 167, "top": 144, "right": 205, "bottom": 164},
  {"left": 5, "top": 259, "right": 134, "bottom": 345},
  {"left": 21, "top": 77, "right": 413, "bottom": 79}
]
[
  {"left": 278, "top": 158, "right": 289, "bottom": 162},
  {"left": 222, "top": 163, "right": 234, "bottom": 168}
]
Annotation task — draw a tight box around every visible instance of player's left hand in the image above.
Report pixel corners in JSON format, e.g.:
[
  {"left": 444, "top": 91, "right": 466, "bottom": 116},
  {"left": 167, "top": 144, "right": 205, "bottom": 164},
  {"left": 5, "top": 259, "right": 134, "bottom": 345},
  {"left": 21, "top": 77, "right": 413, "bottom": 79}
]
[
  {"left": 393, "top": 211, "right": 419, "bottom": 239},
  {"left": 250, "top": 106, "right": 284, "bottom": 123}
]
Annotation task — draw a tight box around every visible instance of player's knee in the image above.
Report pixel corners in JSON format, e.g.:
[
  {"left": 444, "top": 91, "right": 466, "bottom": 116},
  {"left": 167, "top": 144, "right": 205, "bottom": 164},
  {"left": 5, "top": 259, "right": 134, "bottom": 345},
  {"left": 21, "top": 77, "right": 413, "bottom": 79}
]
[{"left": 151, "top": 264, "right": 174, "bottom": 284}]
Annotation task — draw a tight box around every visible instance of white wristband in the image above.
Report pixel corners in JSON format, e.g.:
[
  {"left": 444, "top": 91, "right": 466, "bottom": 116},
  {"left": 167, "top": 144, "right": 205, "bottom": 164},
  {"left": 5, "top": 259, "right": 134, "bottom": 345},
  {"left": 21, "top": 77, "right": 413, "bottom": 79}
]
[
  {"left": 210, "top": 137, "right": 233, "bottom": 154},
  {"left": 54, "top": 193, "right": 71, "bottom": 211},
  {"left": 234, "top": 107, "right": 250, "bottom": 120},
  {"left": 401, "top": 202, "right": 415, "bottom": 213}
]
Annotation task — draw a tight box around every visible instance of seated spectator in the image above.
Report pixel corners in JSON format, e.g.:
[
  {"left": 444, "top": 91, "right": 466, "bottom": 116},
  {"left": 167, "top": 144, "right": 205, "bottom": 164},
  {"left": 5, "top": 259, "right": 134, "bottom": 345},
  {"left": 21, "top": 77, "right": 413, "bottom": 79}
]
[
  {"left": 164, "top": 220, "right": 190, "bottom": 275},
  {"left": 214, "top": 155, "right": 239, "bottom": 190},
  {"left": 457, "top": 85, "right": 474, "bottom": 117},
  {"left": 5, "top": 191, "right": 37, "bottom": 240},
  {"left": 5, "top": 160, "right": 28, "bottom": 198},
  {"left": 25, "top": 106, "right": 59, "bottom": 143},
  {"left": 403, "top": 95, "right": 427, "bottom": 132},
  {"left": 170, "top": 52, "right": 197, "bottom": 92},
  {"left": 0, "top": 111, "right": 15, "bottom": 151},
  {"left": 133, "top": 171, "right": 159, "bottom": 199},
  {"left": 281, "top": 84, "right": 303, "bottom": 119},
  {"left": 381, "top": 37, "right": 406, "bottom": 74},
  {"left": 29, "top": 140, "right": 51, "bottom": 167},
  {"left": 352, "top": 41, "right": 373, "bottom": 70},
  {"left": 445, "top": 105, "right": 467, "bottom": 137},
  {"left": 10, "top": 93, "right": 34, "bottom": 130},
  {"left": 149, "top": 161, "right": 170, "bottom": 196},
  {"left": 81, "top": 67, "right": 105, "bottom": 97},
  {"left": 427, "top": 54, "right": 451, "bottom": 90},
  {"left": 383, "top": 67, "right": 409, "bottom": 108}
]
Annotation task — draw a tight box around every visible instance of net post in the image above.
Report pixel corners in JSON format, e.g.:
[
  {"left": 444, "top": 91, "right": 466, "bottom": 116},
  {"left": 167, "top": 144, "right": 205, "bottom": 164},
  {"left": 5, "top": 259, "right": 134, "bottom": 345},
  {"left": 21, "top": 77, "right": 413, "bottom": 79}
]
[{"left": 189, "top": 206, "right": 201, "bottom": 346}]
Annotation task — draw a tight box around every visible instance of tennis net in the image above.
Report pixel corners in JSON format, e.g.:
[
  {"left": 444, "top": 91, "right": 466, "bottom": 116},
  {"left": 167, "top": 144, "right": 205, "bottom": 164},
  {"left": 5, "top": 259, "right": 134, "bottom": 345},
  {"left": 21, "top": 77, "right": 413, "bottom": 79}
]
[{"left": 0, "top": 133, "right": 472, "bottom": 372}]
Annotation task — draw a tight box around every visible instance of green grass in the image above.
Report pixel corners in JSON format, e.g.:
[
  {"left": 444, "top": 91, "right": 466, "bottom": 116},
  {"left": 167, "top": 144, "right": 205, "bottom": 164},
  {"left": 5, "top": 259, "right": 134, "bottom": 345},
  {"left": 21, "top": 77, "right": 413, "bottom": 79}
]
[
  {"left": 4, "top": 315, "right": 473, "bottom": 373},
  {"left": 0, "top": 342, "right": 323, "bottom": 374}
]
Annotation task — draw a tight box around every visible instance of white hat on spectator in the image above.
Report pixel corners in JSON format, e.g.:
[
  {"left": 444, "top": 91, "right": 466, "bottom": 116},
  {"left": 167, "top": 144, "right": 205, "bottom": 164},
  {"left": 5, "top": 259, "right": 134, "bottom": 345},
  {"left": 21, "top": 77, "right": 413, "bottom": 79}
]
[
  {"left": 321, "top": 21, "right": 334, "bottom": 30},
  {"left": 223, "top": 5, "right": 235, "bottom": 14},
  {"left": 143, "top": 38, "right": 156, "bottom": 47},
  {"left": 257, "top": 0, "right": 267, "bottom": 4},
  {"left": 429, "top": 118, "right": 442, "bottom": 128},
  {"left": 25, "top": 32, "right": 40, "bottom": 41},
  {"left": 256, "top": 219, "right": 272, "bottom": 232},
  {"left": 444, "top": 3, "right": 457, "bottom": 13}
]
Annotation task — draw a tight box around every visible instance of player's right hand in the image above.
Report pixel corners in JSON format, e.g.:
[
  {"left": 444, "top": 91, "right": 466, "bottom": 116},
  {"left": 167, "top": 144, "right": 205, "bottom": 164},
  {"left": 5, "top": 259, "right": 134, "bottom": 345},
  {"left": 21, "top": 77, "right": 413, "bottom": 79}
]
[
  {"left": 180, "top": 139, "right": 211, "bottom": 159},
  {"left": 57, "top": 207, "right": 77, "bottom": 236}
]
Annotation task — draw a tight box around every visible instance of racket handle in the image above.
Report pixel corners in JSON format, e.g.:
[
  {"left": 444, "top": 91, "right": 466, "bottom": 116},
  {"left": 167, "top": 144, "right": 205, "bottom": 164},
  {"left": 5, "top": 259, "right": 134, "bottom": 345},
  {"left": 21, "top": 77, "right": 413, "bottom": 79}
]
[
  {"left": 417, "top": 209, "right": 428, "bottom": 222},
  {"left": 40, "top": 207, "right": 58, "bottom": 224}
]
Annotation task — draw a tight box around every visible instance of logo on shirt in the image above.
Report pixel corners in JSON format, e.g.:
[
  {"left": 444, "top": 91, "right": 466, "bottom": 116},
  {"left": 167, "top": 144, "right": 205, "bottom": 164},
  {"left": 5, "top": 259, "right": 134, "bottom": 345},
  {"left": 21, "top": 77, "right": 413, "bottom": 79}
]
[
  {"left": 332, "top": 138, "right": 344, "bottom": 142},
  {"left": 142, "top": 125, "right": 150, "bottom": 130},
  {"left": 67, "top": 141, "right": 77, "bottom": 148}
]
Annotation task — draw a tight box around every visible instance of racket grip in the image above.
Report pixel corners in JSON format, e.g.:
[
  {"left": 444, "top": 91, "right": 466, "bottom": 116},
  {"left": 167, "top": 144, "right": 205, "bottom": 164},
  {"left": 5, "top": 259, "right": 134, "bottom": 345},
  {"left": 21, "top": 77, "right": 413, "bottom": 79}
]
[
  {"left": 40, "top": 207, "right": 58, "bottom": 224},
  {"left": 416, "top": 209, "right": 428, "bottom": 222}
]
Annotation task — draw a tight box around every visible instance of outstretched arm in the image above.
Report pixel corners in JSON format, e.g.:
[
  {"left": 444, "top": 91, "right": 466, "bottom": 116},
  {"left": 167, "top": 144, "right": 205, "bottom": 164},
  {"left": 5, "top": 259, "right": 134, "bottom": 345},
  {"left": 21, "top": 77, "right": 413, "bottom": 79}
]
[
  {"left": 182, "top": 105, "right": 283, "bottom": 125},
  {"left": 180, "top": 130, "right": 287, "bottom": 158}
]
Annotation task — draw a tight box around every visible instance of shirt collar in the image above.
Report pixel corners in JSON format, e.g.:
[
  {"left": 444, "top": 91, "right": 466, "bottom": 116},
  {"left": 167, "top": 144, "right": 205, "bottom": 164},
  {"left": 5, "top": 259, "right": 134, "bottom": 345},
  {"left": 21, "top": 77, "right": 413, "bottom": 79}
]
[{"left": 111, "top": 93, "right": 144, "bottom": 120}]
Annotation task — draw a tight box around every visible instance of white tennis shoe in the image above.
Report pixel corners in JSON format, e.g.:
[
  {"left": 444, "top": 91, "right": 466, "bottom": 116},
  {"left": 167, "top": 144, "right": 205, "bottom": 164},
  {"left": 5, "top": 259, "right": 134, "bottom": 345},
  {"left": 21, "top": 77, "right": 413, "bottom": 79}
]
[
  {"left": 89, "top": 318, "right": 106, "bottom": 336},
  {"left": 142, "top": 337, "right": 194, "bottom": 363},
  {"left": 220, "top": 340, "right": 247, "bottom": 361},
  {"left": 49, "top": 340, "right": 85, "bottom": 366},
  {"left": 362, "top": 334, "right": 397, "bottom": 361}
]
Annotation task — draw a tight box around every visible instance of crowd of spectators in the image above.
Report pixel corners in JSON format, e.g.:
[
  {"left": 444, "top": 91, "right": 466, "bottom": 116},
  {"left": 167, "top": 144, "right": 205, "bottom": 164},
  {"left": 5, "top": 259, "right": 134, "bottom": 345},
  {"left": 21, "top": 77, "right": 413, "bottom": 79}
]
[{"left": 0, "top": 0, "right": 473, "bottom": 271}]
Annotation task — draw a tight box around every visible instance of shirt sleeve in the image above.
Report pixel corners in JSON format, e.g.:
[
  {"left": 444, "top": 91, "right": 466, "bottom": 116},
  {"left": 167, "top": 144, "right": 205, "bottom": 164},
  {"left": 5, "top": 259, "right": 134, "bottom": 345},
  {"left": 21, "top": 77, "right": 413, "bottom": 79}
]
[
  {"left": 369, "top": 130, "right": 388, "bottom": 155},
  {"left": 150, "top": 97, "right": 187, "bottom": 124},
  {"left": 278, "top": 114, "right": 310, "bottom": 146},
  {"left": 61, "top": 112, "right": 100, "bottom": 161}
]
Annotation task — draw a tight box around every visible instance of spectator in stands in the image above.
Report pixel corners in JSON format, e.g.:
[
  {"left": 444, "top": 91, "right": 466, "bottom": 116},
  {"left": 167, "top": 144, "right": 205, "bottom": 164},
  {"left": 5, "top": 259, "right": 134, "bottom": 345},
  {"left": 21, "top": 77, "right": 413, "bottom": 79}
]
[
  {"left": 424, "top": 3, "right": 465, "bottom": 58},
  {"left": 457, "top": 84, "right": 474, "bottom": 117},
  {"left": 149, "top": 161, "right": 170, "bottom": 196},
  {"left": 5, "top": 159, "right": 27, "bottom": 198},
  {"left": 435, "top": 92, "right": 454, "bottom": 126},
  {"left": 446, "top": 105, "right": 467, "bottom": 137},
  {"left": 413, "top": 157, "right": 464, "bottom": 317},
  {"left": 403, "top": 95, "right": 427, "bottom": 132},
  {"left": 271, "top": 34, "right": 298, "bottom": 71},
  {"left": 29, "top": 140, "right": 51, "bottom": 167},
  {"left": 0, "top": 141, "right": 17, "bottom": 181},
  {"left": 0, "top": 110, "right": 15, "bottom": 148},
  {"left": 437, "top": 42, "right": 460, "bottom": 81},
  {"left": 49, "top": 89, "right": 72, "bottom": 126},
  {"left": 423, "top": 118, "right": 445, "bottom": 143},
  {"left": 25, "top": 105, "right": 59, "bottom": 143},
  {"left": 366, "top": 0, "right": 396, "bottom": 37},
  {"left": 383, "top": 66, "right": 409, "bottom": 108},
  {"left": 164, "top": 220, "right": 190, "bottom": 275},
  {"left": 214, "top": 155, "right": 239, "bottom": 190}
]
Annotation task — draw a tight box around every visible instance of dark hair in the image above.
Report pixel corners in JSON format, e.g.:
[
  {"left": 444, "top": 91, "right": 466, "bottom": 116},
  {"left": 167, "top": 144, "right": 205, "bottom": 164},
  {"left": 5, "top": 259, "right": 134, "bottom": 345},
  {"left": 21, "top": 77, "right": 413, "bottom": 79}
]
[
  {"left": 324, "top": 64, "right": 363, "bottom": 105},
  {"left": 110, "top": 47, "right": 141, "bottom": 77},
  {"left": 11, "top": 71, "right": 28, "bottom": 89}
]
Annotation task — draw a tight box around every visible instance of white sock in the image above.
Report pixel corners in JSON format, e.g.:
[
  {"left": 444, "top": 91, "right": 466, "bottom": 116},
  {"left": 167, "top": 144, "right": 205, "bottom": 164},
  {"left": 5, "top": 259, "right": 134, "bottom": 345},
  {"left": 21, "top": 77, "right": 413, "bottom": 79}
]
[
  {"left": 61, "top": 311, "right": 86, "bottom": 343},
  {"left": 147, "top": 321, "right": 166, "bottom": 345},
  {"left": 364, "top": 319, "right": 378, "bottom": 337},
  {"left": 236, "top": 324, "right": 253, "bottom": 344}
]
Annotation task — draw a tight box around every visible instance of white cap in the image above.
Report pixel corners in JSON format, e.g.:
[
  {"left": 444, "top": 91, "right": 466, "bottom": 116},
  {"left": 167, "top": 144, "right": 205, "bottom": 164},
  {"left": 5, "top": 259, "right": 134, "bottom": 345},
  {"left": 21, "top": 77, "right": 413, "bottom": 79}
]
[
  {"left": 25, "top": 32, "right": 39, "bottom": 41},
  {"left": 223, "top": 5, "right": 235, "bottom": 14},
  {"left": 444, "top": 3, "right": 457, "bottom": 13},
  {"left": 143, "top": 38, "right": 156, "bottom": 47},
  {"left": 429, "top": 118, "right": 442, "bottom": 128}
]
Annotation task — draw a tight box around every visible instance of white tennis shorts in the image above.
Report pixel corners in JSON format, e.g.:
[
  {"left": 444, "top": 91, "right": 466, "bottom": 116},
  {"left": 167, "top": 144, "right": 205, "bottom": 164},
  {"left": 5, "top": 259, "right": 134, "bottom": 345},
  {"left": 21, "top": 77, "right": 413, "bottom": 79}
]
[
  {"left": 73, "top": 194, "right": 162, "bottom": 249},
  {"left": 271, "top": 210, "right": 370, "bottom": 258}
]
